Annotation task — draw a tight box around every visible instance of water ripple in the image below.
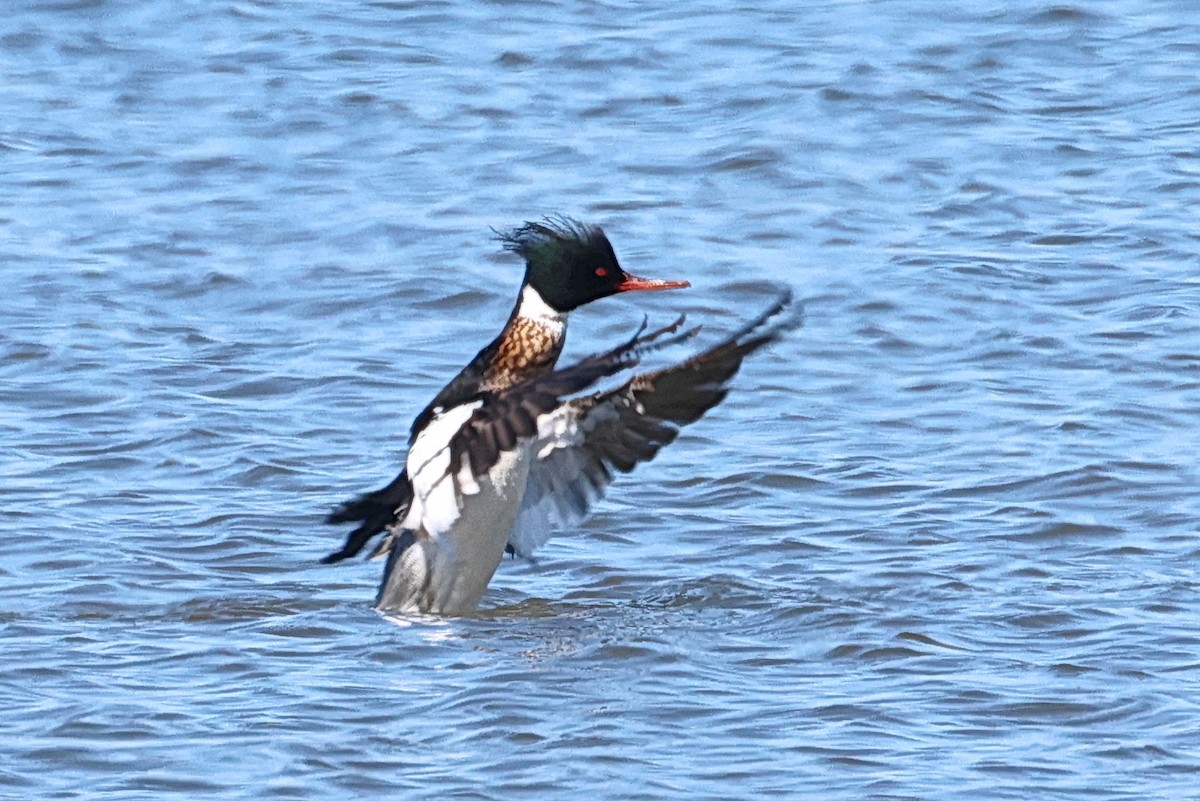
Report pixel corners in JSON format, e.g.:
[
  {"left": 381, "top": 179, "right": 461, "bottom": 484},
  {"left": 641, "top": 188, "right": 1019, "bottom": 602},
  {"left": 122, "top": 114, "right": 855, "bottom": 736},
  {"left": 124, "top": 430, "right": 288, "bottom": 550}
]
[{"left": 3, "top": 1, "right": 1200, "bottom": 799}]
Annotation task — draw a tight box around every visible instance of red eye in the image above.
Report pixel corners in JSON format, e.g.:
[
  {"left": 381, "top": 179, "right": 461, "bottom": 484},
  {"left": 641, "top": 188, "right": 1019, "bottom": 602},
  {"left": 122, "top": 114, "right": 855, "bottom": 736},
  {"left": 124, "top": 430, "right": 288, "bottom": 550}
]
[{"left": 595, "top": 267, "right": 608, "bottom": 277}]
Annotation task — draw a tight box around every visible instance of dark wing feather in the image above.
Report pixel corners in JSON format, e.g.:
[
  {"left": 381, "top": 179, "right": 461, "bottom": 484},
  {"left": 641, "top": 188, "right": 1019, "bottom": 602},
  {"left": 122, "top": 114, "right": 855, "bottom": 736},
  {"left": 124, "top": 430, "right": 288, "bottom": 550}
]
[
  {"left": 407, "top": 334, "right": 504, "bottom": 442},
  {"left": 323, "top": 316, "right": 513, "bottom": 563},
  {"left": 507, "top": 287, "right": 799, "bottom": 556},
  {"left": 446, "top": 315, "right": 696, "bottom": 487}
]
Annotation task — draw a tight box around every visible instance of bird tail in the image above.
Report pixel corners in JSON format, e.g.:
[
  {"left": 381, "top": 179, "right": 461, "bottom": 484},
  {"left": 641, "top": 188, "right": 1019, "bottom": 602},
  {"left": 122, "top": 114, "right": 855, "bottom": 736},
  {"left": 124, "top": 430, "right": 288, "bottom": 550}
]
[{"left": 321, "top": 470, "right": 412, "bottom": 563}]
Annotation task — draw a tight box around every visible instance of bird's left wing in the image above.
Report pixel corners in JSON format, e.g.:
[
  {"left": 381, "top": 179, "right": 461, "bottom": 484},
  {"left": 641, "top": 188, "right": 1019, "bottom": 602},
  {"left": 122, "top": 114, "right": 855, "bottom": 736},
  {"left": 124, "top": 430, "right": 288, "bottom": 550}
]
[{"left": 507, "top": 288, "right": 799, "bottom": 557}]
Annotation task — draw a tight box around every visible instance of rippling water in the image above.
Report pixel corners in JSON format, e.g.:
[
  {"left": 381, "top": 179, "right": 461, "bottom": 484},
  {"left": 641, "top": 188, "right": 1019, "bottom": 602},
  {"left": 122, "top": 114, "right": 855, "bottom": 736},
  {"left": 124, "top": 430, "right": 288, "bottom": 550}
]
[{"left": 4, "top": 1, "right": 1200, "bottom": 798}]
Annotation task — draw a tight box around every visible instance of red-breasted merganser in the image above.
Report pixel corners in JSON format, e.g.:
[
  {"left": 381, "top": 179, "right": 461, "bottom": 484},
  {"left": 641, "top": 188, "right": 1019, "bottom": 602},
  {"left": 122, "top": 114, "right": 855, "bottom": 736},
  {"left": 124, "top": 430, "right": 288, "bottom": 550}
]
[{"left": 324, "top": 217, "right": 796, "bottom": 615}]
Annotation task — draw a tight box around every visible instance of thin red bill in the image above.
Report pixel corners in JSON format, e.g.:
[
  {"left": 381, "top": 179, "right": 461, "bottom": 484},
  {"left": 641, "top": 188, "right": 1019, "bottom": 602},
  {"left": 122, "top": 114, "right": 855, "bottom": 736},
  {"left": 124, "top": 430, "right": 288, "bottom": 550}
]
[{"left": 615, "top": 273, "right": 690, "bottom": 292}]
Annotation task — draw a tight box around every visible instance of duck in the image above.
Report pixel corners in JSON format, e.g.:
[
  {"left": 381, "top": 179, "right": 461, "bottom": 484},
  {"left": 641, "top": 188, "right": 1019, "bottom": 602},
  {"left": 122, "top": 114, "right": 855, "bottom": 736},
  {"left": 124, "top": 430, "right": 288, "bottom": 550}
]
[{"left": 323, "top": 217, "right": 797, "bottom": 615}]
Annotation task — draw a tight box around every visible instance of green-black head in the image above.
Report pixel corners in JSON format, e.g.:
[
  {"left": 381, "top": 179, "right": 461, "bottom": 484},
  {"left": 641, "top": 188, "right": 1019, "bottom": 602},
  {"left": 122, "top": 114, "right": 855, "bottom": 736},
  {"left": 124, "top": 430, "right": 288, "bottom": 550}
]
[{"left": 498, "top": 216, "right": 688, "bottom": 312}]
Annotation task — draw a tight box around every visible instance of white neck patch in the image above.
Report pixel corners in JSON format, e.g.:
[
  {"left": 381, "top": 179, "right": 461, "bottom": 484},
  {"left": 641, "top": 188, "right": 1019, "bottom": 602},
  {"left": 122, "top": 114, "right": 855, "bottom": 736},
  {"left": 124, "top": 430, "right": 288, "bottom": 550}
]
[{"left": 518, "top": 285, "right": 567, "bottom": 333}]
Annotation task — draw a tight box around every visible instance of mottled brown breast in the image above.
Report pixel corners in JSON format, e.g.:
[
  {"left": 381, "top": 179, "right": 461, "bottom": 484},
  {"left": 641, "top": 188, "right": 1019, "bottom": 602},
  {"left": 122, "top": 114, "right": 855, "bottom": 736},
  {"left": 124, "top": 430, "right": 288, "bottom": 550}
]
[{"left": 482, "top": 318, "right": 565, "bottom": 392}]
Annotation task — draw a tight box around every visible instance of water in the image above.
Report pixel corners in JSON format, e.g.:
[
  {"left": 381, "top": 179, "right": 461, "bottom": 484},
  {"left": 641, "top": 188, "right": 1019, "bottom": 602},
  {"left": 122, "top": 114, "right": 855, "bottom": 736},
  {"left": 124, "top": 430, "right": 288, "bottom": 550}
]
[{"left": 3, "top": 0, "right": 1200, "bottom": 798}]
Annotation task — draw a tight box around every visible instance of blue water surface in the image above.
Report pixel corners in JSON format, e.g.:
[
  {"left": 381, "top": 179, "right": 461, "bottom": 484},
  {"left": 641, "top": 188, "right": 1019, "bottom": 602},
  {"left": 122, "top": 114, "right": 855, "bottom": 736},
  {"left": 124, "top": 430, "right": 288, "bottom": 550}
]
[{"left": 3, "top": 1, "right": 1199, "bottom": 799}]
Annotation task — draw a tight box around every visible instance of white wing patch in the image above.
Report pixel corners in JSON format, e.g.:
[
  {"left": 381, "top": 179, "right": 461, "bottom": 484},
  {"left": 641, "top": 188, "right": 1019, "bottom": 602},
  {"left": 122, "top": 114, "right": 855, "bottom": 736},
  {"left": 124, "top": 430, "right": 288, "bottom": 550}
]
[
  {"left": 507, "top": 401, "right": 619, "bottom": 557},
  {"left": 403, "top": 400, "right": 482, "bottom": 537}
]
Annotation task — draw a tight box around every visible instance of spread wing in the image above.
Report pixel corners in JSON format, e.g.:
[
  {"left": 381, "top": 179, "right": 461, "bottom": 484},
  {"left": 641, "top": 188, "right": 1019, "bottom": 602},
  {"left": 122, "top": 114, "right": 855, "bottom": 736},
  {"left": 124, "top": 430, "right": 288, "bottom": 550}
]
[
  {"left": 354, "top": 317, "right": 697, "bottom": 564},
  {"left": 507, "top": 288, "right": 799, "bottom": 557},
  {"left": 445, "top": 315, "right": 697, "bottom": 490}
]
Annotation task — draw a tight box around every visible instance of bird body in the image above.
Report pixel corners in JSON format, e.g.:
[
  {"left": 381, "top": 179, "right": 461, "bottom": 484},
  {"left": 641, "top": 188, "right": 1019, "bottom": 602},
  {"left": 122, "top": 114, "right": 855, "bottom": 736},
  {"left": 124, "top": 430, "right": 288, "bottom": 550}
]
[
  {"left": 378, "top": 399, "right": 532, "bottom": 613},
  {"left": 323, "top": 218, "right": 796, "bottom": 615}
]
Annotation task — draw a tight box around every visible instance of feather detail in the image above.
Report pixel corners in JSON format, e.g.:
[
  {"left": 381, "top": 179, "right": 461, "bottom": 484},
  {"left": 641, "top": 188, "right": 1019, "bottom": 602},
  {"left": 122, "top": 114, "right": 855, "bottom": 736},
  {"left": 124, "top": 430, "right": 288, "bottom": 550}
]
[{"left": 506, "top": 287, "right": 799, "bottom": 557}]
